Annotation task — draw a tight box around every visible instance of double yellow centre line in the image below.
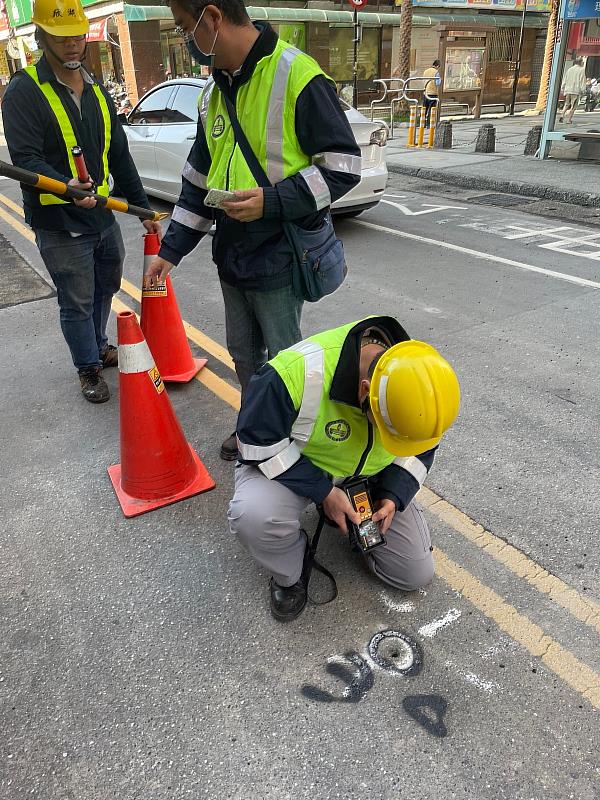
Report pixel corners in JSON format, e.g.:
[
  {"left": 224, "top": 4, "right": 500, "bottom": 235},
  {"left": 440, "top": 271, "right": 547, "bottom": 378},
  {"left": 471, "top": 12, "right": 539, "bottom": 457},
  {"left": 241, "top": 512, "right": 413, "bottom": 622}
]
[{"left": 1, "top": 190, "right": 599, "bottom": 710}]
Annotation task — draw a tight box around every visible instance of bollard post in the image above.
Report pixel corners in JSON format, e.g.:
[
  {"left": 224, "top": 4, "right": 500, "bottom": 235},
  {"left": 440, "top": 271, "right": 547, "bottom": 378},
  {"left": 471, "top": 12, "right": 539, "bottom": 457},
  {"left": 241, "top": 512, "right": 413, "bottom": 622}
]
[
  {"left": 407, "top": 104, "right": 417, "bottom": 148},
  {"left": 417, "top": 104, "right": 426, "bottom": 148},
  {"left": 524, "top": 125, "right": 543, "bottom": 156},
  {"left": 434, "top": 120, "right": 453, "bottom": 149},
  {"left": 427, "top": 104, "right": 438, "bottom": 149},
  {"left": 475, "top": 123, "right": 496, "bottom": 153}
]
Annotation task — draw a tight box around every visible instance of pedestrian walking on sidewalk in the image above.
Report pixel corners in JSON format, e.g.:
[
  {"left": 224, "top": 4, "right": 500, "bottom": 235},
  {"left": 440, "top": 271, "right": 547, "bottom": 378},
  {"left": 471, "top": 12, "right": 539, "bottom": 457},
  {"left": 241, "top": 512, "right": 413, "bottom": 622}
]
[
  {"left": 2, "top": 0, "right": 161, "bottom": 404},
  {"left": 144, "top": 0, "right": 361, "bottom": 461},
  {"left": 560, "top": 57, "right": 587, "bottom": 124},
  {"left": 228, "top": 317, "right": 460, "bottom": 621},
  {"left": 422, "top": 59, "right": 441, "bottom": 127}
]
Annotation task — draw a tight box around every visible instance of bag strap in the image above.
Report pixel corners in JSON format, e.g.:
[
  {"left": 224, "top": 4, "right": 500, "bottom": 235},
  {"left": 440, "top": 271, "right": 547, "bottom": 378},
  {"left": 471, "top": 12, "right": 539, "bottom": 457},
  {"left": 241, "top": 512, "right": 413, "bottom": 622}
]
[
  {"left": 222, "top": 93, "right": 271, "bottom": 190},
  {"left": 305, "top": 509, "right": 338, "bottom": 605}
]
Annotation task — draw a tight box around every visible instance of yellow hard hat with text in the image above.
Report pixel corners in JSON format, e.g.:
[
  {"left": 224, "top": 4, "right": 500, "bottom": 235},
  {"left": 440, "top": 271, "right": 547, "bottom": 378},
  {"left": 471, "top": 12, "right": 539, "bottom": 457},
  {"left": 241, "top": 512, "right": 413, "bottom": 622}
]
[
  {"left": 32, "top": 0, "right": 89, "bottom": 37},
  {"left": 369, "top": 340, "right": 460, "bottom": 457}
]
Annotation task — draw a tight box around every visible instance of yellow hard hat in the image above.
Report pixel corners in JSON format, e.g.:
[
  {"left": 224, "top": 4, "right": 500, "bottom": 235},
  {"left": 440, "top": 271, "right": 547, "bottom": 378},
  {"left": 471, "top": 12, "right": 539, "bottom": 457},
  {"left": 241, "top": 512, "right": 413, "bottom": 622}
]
[
  {"left": 32, "top": 0, "right": 89, "bottom": 37},
  {"left": 369, "top": 340, "right": 460, "bottom": 457}
]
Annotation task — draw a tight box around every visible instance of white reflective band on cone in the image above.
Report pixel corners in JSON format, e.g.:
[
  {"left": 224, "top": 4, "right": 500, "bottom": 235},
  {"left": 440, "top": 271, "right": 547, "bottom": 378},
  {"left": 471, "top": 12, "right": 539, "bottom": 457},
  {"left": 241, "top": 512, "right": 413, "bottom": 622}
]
[
  {"left": 378, "top": 375, "right": 400, "bottom": 436},
  {"left": 119, "top": 340, "right": 156, "bottom": 374},
  {"left": 393, "top": 456, "right": 428, "bottom": 486},
  {"left": 259, "top": 441, "right": 302, "bottom": 479},
  {"left": 289, "top": 341, "right": 325, "bottom": 445},
  {"left": 237, "top": 436, "right": 290, "bottom": 461},
  {"left": 143, "top": 254, "right": 159, "bottom": 274}
]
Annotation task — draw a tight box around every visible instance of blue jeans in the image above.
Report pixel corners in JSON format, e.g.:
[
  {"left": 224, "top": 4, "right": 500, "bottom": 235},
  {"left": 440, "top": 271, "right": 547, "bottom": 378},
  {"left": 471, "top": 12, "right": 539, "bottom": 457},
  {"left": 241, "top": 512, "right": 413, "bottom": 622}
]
[
  {"left": 220, "top": 279, "right": 303, "bottom": 398},
  {"left": 35, "top": 223, "right": 125, "bottom": 373}
]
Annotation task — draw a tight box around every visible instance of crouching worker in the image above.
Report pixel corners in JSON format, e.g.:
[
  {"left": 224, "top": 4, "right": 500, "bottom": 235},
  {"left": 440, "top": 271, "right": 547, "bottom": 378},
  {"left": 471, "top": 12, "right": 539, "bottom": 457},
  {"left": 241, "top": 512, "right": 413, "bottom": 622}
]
[{"left": 228, "top": 317, "right": 460, "bottom": 622}]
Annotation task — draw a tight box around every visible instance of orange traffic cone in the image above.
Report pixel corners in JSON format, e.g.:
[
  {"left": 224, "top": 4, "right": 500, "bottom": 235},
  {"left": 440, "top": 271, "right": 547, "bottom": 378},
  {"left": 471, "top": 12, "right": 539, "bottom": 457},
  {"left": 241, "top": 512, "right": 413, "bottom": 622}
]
[
  {"left": 140, "top": 233, "right": 207, "bottom": 382},
  {"left": 108, "top": 310, "right": 215, "bottom": 518}
]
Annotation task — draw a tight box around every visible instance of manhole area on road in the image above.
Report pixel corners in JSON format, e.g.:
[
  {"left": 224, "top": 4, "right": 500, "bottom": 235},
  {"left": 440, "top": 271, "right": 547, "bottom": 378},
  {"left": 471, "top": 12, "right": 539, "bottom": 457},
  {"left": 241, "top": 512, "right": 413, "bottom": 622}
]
[
  {"left": 470, "top": 193, "right": 536, "bottom": 208},
  {"left": 0, "top": 231, "right": 54, "bottom": 309}
]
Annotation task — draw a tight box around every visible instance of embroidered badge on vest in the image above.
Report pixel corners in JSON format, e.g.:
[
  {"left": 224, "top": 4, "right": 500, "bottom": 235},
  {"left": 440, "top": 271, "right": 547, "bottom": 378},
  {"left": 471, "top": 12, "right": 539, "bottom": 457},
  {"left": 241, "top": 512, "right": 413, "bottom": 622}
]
[
  {"left": 325, "top": 419, "right": 351, "bottom": 442},
  {"left": 212, "top": 114, "right": 225, "bottom": 138}
]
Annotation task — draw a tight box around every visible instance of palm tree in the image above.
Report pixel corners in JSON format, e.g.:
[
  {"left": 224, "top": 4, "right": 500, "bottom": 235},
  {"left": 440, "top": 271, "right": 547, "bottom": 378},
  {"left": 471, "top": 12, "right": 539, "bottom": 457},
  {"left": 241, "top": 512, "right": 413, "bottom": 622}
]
[
  {"left": 395, "top": 0, "right": 413, "bottom": 83},
  {"left": 534, "top": 0, "right": 560, "bottom": 113}
]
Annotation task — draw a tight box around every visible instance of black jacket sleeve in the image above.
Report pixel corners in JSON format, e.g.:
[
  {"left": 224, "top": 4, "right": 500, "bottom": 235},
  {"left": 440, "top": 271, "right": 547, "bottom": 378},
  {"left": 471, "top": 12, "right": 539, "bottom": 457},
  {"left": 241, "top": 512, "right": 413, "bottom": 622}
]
[
  {"left": 370, "top": 448, "right": 437, "bottom": 511},
  {"left": 158, "top": 115, "right": 214, "bottom": 266},
  {"left": 262, "top": 75, "right": 362, "bottom": 220},
  {"left": 236, "top": 364, "right": 333, "bottom": 504},
  {"left": 2, "top": 74, "right": 70, "bottom": 184}
]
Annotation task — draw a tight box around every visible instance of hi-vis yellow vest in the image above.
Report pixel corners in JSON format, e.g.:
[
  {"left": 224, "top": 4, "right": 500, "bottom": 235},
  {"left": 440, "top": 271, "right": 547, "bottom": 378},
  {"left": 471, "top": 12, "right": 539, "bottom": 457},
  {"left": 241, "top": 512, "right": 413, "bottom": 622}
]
[
  {"left": 198, "top": 39, "right": 329, "bottom": 202},
  {"left": 270, "top": 321, "right": 398, "bottom": 479},
  {"left": 24, "top": 64, "right": 111, "bottom": 205}
]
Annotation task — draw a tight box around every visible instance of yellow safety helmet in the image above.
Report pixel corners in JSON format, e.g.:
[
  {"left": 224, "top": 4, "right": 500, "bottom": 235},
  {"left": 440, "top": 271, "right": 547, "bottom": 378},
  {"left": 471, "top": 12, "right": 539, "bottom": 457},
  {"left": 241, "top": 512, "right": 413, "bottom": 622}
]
[
  {"left": 369, "top": 340, "right": 460, "bottom": 457},
  {"left": 32, "top": 0, "right": 89, "bottom": 37}
]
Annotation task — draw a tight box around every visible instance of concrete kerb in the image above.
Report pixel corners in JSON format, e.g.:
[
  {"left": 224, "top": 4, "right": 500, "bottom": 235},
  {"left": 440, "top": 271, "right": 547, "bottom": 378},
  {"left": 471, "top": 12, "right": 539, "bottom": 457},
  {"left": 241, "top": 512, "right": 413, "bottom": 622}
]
[{"left": 387, "top": 162, "right": 600, "bottom": 207}]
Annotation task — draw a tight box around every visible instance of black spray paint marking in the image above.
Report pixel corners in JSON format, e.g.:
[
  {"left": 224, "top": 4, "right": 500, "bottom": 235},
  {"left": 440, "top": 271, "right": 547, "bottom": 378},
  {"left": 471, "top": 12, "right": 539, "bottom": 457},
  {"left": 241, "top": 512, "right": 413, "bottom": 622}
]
[
  {"left": 301, "top": 651, "right": 374, "bottom": 703},
  {"left": 368, "top": 629, "right": 423, "bottom": 677},
  {"left": 402, "top": 694, "right": 448, "bottom": 738}
]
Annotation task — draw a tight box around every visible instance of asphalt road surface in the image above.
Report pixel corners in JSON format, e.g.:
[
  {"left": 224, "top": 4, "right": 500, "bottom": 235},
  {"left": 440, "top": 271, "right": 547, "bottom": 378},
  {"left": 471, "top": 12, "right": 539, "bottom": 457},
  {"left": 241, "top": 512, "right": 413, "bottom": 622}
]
[{"left": 1, "top": 163, "right": 599, "bottom": 800}]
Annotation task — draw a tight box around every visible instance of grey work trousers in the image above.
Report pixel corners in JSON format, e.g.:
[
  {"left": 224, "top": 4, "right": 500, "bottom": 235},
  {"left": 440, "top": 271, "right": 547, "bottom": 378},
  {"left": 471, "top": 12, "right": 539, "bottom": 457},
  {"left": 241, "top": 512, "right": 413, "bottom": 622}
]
[{"left": 228, "top": 464, "right": 434, "bottom": 591}]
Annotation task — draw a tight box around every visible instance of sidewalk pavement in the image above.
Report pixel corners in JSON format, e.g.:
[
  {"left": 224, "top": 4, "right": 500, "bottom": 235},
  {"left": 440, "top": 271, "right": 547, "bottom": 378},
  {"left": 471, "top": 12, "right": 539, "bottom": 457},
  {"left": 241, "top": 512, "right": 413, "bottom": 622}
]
[{"left": 385, "top": 110, "right": 600, "bottom": 207}]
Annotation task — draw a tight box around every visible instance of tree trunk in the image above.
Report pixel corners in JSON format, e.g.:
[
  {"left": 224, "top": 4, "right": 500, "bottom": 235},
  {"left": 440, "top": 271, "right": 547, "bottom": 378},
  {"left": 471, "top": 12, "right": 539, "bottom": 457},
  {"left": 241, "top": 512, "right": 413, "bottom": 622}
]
[
  {"left": 395, "top": 0, "right": 413, "bottom": 82},
  {"left": 534, "top": 0, "right": 560, "bottom": 113}
]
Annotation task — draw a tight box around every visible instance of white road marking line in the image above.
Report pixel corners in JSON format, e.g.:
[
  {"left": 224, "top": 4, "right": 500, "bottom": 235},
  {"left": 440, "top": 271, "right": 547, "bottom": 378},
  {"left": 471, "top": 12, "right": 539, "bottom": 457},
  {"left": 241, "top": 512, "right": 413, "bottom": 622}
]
[
  {"left": 445, "top": 660, "right": 500, "bottom": 694},
  {"left": 354, "top": 219, "right": 600, "bottom": 290},
  {"left": 381, "top": 199, "right": 468, "bottom": 216},
  {"left": 503, "top": 225, "right": 573, "bottom": 240},
  {"left": 418, "top": 609, "right": 462, "bottom": 638}
]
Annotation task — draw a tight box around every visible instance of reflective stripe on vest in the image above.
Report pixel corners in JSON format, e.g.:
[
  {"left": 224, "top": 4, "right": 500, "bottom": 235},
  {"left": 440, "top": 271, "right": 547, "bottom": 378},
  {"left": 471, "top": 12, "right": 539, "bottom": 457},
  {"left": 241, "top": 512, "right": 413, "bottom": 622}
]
[
  {"left": 265, "top": 46, "right": 301, "bottom": 185},
  {"left": 288, "top": 340, "right": 325, "bottom": 447},
  {"left": 24, "top": 66, "right": 111, "bottom": 205}
]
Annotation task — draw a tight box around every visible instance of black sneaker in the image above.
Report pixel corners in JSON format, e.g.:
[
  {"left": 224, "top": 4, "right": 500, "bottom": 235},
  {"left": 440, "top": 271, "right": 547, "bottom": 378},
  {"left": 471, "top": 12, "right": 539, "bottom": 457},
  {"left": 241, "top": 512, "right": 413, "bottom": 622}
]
[
  {"left": 220, "top": 432, "right": 238, "bottom": 461},
  {"left": 101, "top": 344, "right": 118, "bottom": 368},
  {"left": 79, "top": 370, "right": 110, "bottom": 403}
]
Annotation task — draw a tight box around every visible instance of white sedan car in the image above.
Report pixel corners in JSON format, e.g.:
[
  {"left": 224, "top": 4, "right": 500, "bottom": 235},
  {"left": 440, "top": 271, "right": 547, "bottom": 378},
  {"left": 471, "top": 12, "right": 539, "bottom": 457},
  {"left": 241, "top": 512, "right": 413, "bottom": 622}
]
[{"left": 122, "top": 78, "right": 388, "bottom": 217}]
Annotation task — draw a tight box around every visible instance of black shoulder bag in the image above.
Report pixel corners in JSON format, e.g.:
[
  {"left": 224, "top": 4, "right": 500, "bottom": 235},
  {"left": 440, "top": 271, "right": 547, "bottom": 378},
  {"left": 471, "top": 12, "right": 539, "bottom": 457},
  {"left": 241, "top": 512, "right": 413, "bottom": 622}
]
[{"left": 222, "top": 93, "right": 347, "bottom": 303}]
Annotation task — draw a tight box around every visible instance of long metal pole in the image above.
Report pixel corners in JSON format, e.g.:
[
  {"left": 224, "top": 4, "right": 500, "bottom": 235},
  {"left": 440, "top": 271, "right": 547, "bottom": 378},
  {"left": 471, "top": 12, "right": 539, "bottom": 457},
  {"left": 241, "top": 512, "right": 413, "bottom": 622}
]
[
  {"left": 353, "top": 7, "right": 359, "bottom": 108},
  {"left": 0, "top": 160, "right": 168, "bottom": 221},
  {"left": 509, "top": 0, "right": 528, "bottom": 115}
]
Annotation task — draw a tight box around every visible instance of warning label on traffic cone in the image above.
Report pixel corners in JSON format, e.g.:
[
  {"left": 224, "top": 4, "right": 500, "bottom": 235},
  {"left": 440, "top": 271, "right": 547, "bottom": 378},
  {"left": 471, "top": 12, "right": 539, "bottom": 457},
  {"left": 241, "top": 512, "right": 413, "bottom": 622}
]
[
  {"left": 141, "top": 233, "right": 207, "bottom": 382},
  {"left": 108, "top": 310, "right": 215, "bottom": 518}
]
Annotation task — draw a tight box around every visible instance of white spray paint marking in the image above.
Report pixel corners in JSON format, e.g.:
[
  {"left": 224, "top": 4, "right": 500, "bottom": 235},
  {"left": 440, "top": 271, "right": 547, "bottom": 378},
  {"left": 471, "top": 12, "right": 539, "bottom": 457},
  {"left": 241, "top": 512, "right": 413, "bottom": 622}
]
[
  {"left": 354, "top": 219, "right": 600, "bottom": 290},
  {"left": 378, "top": 590, "right": 415, "bottom": 614},
  {"left": 418, "top": 609, "right": 462, "bottom": 638},
  {"left": 381, "top": 199, "right": 468, "bottom": 217},
  {"left": 445, "top": 660, "right": 500, "bottom": 694}
]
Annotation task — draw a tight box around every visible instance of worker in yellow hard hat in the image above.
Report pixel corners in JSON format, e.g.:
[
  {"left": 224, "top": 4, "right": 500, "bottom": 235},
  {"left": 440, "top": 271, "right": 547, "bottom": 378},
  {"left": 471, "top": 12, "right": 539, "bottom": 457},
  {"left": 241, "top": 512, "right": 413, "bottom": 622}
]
[
  {"left": 1, "top": 0, "right": 160, "bottom": 404},
  {"left": 227, "top": 316, "right": 460, "bottom": 622}
]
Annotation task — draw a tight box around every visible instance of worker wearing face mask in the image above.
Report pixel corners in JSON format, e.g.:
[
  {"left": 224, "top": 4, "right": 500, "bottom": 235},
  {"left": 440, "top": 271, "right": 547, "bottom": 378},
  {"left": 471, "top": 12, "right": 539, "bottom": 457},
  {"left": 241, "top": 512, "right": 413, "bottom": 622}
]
[{"left": 1, "top": 0, "right": 160, "bottom": 404}]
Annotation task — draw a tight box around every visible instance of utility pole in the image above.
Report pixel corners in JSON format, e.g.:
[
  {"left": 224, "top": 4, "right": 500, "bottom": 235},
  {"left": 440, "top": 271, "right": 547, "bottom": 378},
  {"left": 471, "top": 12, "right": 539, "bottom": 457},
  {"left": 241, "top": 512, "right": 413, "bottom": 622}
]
[
  {"left": 510, "top": 0, "right": 528, "bottom": 115},
  {"left": 347, "top": 0, "right": 367, "bottom": 109}
]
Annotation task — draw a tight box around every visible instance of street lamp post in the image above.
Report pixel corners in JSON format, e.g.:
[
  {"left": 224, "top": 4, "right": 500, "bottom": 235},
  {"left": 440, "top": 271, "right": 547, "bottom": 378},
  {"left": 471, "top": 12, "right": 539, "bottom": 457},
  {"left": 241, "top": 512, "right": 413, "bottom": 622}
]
[{"left": 509, "top": 0, "right": 528, "bottom": 115}]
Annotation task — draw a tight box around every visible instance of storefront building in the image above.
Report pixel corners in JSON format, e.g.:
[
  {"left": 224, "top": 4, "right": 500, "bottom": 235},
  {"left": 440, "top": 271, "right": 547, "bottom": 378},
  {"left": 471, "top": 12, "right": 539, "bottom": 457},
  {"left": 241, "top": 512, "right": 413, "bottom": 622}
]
[
  {"left": 0, "top": 0, "right": 551, "bottom": 112},
  {"left": 540, "top": 0, "right": 600, "bottom": 157}
]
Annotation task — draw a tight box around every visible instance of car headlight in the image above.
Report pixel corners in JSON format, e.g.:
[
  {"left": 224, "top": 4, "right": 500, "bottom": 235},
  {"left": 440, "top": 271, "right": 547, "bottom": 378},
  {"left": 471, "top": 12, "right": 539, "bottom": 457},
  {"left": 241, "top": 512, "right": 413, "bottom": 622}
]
[{"left": 369, "top": 125, "right": 388, "bottom": 147}]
